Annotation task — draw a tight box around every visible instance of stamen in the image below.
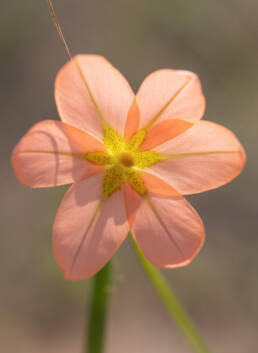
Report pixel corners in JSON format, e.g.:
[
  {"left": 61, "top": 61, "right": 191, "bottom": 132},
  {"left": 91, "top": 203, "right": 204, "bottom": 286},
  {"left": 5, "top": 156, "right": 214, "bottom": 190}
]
[
  {"left": 126, "top": 128, "right": 147, "bottom": 151},
  {"left": 126, "top": 171, "right": 147, "bottom": 196},
  {"left": 104, "top": 127, "right": 125, "bottom": 155},
  {"left": 134, "top": 151, "right": 162, "bottom": 169},
  {"left": 85, "top": 152, "right": 112, "bottom": 165},
  {"left": 103, "top": 166, "right": 124, "bottom": 197}
]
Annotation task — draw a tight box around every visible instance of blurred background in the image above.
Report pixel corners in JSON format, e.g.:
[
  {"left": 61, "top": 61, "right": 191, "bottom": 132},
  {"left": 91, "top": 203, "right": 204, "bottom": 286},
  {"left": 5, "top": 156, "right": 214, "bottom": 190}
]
[{"left": 1, "top": 0, "right": 257, "bottom": 352}]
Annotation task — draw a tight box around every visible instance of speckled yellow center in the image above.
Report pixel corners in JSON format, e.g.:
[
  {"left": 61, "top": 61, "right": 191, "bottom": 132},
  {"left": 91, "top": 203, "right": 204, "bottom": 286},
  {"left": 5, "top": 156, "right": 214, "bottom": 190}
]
[{"left": 84, "top": 126, "right": 163, "bottom": 197}]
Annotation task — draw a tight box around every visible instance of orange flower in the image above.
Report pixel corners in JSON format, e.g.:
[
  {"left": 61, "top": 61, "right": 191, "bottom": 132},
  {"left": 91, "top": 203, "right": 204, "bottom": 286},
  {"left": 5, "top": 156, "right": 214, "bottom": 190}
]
[{"left": 12, "top": 55, "right": 245, "bottom": 280}]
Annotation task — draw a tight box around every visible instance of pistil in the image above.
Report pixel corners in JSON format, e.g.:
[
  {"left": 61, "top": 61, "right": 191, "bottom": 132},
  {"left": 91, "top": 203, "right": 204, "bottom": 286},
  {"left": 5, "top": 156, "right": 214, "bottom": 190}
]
[{"left": 117, "top": 152, "right": 134, "bottom": 168}]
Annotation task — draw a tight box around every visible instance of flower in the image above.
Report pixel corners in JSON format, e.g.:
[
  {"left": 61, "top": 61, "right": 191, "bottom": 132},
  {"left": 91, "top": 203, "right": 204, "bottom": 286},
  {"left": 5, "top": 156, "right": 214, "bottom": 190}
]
[{"left": 12, "top": 55, "right": 245, "bottom": 280}]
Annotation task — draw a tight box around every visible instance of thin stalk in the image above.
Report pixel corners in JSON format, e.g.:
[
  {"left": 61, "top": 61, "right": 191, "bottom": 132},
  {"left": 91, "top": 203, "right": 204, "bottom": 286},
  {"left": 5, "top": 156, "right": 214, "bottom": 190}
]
[
  {"left": 86, "top": 261, "right": 112, "bottom": 353},
  {"left": 131, "top": 235, "right": 212, "bottom": 353}
]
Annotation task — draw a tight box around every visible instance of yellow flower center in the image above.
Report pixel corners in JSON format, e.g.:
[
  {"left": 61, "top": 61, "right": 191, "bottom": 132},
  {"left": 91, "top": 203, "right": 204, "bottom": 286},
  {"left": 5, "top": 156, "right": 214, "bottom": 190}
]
[{"left": 84, "top": 126, "right": 163, "bottom": 197}]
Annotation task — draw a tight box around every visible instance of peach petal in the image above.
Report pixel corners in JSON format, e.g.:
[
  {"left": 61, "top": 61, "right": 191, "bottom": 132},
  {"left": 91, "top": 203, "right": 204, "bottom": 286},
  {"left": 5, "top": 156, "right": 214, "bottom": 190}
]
[
  {"left": 140, "top": 172, "right": 181, "bottom": 197},
  {"left": 124, "top": 183, "right": 204, "bottom": 268},
  {"left": 124, "top": 173, "right": 180, "bottom": 229},
  {"left": 124, "top": 182, "right": 143, "bottom": 228},
  {"left": 124, "top": 98, "right": 140, "bottom": 140},
  {"left": 53, "top": 174, "right": 129, "bottom": 280},
  {"left": 12, "top": 120, "right": 104, "bottom": 188},
  {"left": 140, "top": 119, "right": 194, "bottom": 151},
  {"left": 136, "top": 69, "right": 205, "bottom": 129},
  {"left": 151, "top": 120, "right": 246, "bottom": 195},
  {"left": 55, "top": 55, "right": 135, "bottom": 139}
]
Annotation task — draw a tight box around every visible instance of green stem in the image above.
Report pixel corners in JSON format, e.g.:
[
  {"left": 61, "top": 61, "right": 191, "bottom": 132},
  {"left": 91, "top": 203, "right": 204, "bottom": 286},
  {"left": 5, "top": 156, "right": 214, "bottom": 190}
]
[
  {"left": 131, "top": 235, "right": 212, "bottom": 353},
  {"left": 86, "top": 261, "right": 112, "bottom": 353}
]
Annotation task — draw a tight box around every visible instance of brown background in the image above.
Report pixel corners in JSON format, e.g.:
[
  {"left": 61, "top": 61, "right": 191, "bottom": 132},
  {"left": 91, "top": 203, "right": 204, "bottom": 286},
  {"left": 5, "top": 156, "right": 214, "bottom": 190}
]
[{"left": 0, "top": 0, "right": 257, "bottom": 352}]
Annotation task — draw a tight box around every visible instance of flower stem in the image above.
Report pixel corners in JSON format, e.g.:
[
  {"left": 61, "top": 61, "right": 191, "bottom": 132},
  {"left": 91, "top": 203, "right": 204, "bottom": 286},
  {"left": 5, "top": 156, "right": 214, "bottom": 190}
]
[
  {"left": 86, "top": 261, "right": 112, "bottom": 353},
  {"left": 131, "top": 235, "right": 212, "bottom": 353}
]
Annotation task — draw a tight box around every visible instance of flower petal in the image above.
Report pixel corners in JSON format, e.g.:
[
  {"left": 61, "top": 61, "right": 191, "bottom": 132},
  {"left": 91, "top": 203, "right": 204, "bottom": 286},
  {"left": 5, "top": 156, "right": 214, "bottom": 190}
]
[
  {"left": 124, "top": 98, "right": 140, "bottom": 140},
  {"left": 55, "top": 55, "right": 135, "bottom": 138},
  {"left": 53, "top": 173, "right": 129, "bottom": 280},
  {"left": 136, "top": 69, "right": 205, "bottom": 130},
  {"left": 124, "top": 182, "right": 204, "bottom": 268},
  {"left": 140, "top": 171, "right": 181, "bottom": 197},
  {"left": 139, "top": 119, "right": 194, "bottom": 151},
  {"left": 151, "top": 120, "right": 246, "bottom": 195},
  {"left": 12, "top": 120, "right": 104, "bottom": 188}
]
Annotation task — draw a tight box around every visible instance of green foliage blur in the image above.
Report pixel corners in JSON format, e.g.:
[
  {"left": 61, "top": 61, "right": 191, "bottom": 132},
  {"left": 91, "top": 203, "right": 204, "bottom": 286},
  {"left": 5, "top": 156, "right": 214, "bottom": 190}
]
[{"left": 0, "top": 0, "right": 257, "bottom": 352}]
